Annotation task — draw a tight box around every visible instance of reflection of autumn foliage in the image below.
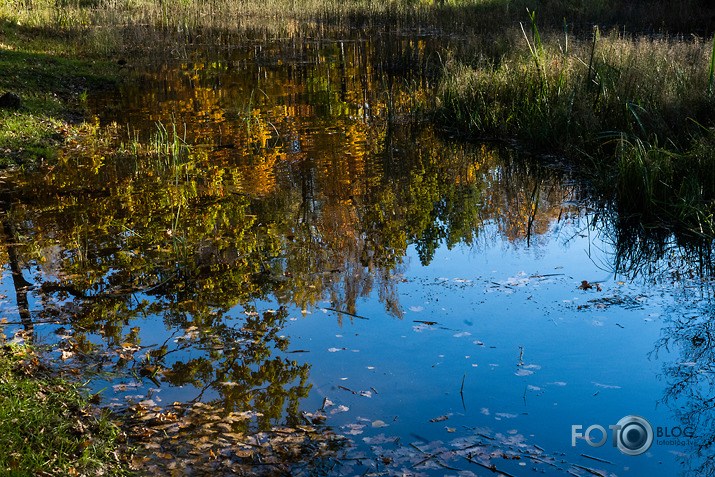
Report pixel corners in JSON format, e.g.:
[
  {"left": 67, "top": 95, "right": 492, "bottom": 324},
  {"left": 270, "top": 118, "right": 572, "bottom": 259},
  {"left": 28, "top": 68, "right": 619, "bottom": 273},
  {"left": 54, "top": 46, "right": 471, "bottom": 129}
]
[
  {"left": 158, "top": 307, "right": 311, "bottom": 430},
  {"left": 0, "top": 36, "right": 583, "bottom": 429},
  {"left": 2, "top": 115, "right": 579, "bottom": 424},
  {"left": 480, "top": 149, "right": 576, "bottom": 247}
]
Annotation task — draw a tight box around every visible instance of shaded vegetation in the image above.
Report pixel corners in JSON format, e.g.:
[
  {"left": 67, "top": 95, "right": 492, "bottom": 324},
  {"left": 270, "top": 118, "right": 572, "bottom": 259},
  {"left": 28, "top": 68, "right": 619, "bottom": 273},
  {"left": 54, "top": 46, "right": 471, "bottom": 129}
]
[
  {"left": 4, "top": 0, "right": 715, "bottom": 474},
  {"left": 0, "top": 18, "right": 117, "bottom": 167}
]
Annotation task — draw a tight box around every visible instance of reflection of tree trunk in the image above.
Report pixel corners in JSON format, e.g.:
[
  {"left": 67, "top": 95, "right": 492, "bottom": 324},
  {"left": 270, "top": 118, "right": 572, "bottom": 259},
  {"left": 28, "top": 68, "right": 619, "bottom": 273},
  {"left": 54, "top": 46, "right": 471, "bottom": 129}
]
[
  {"left": 300, "top": 162, "right": 315, "bottom": 225},
  {"left": 1, "top": 211, "right": 33, "bottom": 336}
]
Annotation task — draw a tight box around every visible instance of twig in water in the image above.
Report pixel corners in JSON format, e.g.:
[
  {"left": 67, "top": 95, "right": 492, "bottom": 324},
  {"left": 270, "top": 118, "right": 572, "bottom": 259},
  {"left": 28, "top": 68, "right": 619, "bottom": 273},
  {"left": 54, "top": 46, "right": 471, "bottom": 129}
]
[
  {"left": 572, "top": 463, "right": 607, "bottom": 476},
  {"left": 436, "top": 460, "right": 462, "bottom": 471},
  {"left": 409, "top": 443, "right": 427, "bottom": 454},
  {"left": 326, "top": 307, "right": 370, "bottom": 320},
  {"left": 581, "top": 454, "right": 614, "bottom": 465},
  {"left": 464, "top": 456, "right": 518, "bottom": 477},
  {"left": 411, "top": 451, "right": 444, "bottom": 469}
]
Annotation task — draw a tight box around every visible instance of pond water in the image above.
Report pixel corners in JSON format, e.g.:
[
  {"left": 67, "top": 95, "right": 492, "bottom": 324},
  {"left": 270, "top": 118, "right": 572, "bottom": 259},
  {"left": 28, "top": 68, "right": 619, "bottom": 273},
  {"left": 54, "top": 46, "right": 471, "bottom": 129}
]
[{"left": 1, "top": 30, "right": 713, "bottom": 476}]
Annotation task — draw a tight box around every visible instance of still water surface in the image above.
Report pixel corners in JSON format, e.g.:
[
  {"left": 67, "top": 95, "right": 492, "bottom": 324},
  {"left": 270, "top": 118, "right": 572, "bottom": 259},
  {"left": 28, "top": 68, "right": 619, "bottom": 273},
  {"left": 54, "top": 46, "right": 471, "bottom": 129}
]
[{"left": 1, "top": 31, "right": 712, "bottom": 475}]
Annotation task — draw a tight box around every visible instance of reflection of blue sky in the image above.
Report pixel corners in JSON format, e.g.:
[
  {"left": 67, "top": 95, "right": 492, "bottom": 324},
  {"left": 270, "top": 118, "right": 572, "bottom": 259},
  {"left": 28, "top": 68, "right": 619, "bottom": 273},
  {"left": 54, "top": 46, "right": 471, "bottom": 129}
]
[
  {"left": 283, "top": 223, "right": 683, "bottom": 475},
  {"left": 0, "top": 218, "right": 690, "bottom": 475}
]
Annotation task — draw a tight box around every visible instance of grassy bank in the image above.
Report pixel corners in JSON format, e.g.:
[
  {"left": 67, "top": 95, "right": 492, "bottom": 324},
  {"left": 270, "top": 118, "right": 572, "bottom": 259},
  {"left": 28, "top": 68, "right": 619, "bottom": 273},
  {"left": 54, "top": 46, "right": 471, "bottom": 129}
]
[
  {"left": 3, "top": 0, "right": 715, "bottom": 42},
  {"left": 0, "top": 17, "right": 119, "bottom": 167},
  {"left": 0, "top": 342, "right": 130, "bottom": 475}
]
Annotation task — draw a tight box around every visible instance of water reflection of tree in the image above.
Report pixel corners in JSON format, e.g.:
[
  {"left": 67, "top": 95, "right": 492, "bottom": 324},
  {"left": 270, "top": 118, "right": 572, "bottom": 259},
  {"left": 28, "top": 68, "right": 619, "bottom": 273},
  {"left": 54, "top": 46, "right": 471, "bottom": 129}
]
[
  {"left": 0, "top": 201, "right": 33, "bottom": 335},
  {"left": 591, "top": 210, "right": 715, "bottom": 279},
  {"left": 0, "top": 123, "right": 576, "bottom": 421},
  {"left": 653, "top": 306, "right": 715, "bottom": 476},
  {"left": 0, "top": 33, "right": 585, "bottom": 432}
]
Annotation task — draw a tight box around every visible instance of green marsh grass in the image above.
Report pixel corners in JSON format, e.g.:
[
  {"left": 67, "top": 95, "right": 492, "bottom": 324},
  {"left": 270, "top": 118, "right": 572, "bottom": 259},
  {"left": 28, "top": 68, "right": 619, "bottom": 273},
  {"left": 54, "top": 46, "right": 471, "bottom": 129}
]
[
  {"left": 439, "top": 30, "right": 715, "bottom": 150},
  {"left": 438, "top": 23, "right": 715, "bottom": 235},
  {"left": 3, "top": 0, "right": 715, "bottom": 53}
]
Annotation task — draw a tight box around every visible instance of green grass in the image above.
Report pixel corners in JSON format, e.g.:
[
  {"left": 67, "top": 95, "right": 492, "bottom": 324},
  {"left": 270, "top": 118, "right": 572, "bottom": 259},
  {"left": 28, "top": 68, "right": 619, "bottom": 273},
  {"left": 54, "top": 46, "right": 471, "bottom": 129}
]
[
  {"left": 0, "top": 343, "right": 131, "bottom": 475},
  {"left": 439, "top": 27, "right": 715, "bottom": 149},
  {"left": 0, "top": 19, "right": 118, "bottom": 167},
  {"left": 2, "top": 0, "right": 714, "bottom": 44}
]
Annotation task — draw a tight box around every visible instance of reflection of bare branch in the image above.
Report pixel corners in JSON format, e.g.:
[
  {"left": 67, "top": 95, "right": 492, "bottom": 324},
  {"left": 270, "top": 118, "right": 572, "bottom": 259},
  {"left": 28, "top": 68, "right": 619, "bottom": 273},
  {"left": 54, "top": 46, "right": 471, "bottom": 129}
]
[{"left": 654, "top": 311, "right": 715, "bottom": 474}]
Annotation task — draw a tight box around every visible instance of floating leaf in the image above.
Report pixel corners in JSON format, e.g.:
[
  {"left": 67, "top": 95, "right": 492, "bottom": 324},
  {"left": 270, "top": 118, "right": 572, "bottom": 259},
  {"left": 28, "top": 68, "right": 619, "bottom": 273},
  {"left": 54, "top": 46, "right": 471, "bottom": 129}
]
[
  {"left": 577, "top": 280, "right": 593, "bottom": 290},
  {"left": 330, "top": 405, "right": 349, "bottom": 414},
  {"left": 342, "top": 423, "right": 365, "bottom": 435}
]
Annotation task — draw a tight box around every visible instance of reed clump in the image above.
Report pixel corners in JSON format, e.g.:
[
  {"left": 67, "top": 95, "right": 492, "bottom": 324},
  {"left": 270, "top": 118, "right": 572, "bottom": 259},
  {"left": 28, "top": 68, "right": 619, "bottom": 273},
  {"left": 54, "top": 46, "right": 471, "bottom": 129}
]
[
  {"left": 438, "top": 16, "right": 715, "bottom": 235},
  {"left": 439, "top": 26, "right": 714, "bottom": 153}
]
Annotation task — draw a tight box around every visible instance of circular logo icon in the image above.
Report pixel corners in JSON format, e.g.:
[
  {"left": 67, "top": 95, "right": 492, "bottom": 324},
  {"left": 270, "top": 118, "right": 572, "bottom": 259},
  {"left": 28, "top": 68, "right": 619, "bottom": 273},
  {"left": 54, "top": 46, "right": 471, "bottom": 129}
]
[{"left": 615, "top": 415, "right": 654, "bottom": 456}]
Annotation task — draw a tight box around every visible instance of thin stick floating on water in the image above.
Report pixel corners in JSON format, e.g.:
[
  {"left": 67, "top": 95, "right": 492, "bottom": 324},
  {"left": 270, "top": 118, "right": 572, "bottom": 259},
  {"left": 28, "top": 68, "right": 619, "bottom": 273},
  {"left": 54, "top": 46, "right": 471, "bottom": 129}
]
[
  {"left": 580, "top": 454, "right": 614, "bottom": 465},
  {"left": 464, "top": 456, "right": 518, "bottom": 477},
  {"left": 572, "top": 463, "right": 607, "bottom": 476},
  {"left": 325, "top": 307, "right": 370, "bottom": 320},
  {"left": 436, "top": 460, "right": 461, "bottom": 471},
  {"left": 409, "top": 442, "right": 427, "bottom": 454}
]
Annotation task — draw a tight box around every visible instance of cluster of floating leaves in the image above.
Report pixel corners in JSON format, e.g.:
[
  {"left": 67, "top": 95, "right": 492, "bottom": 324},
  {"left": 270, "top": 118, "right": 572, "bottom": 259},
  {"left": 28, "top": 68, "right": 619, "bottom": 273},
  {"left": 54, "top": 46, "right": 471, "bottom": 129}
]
[
  {"left": 319, "top": 425, "right": 612, "bottom": 477},
  {"left": 119, "top": 398, "right": 611, "bottom": 477},
  {"left": 122, "top": 401, "right": 347, "bottom": 476}
]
